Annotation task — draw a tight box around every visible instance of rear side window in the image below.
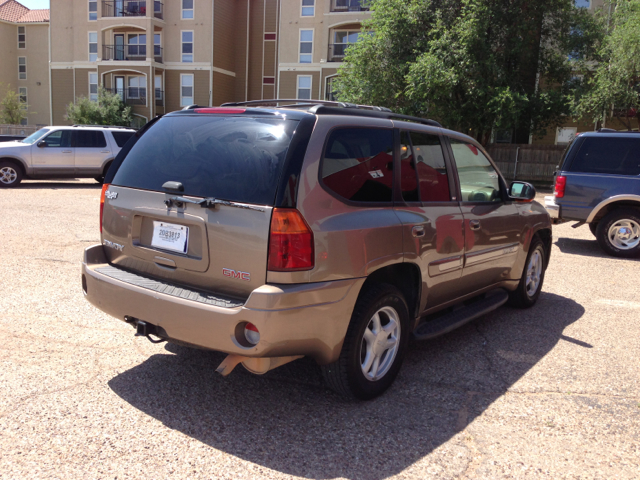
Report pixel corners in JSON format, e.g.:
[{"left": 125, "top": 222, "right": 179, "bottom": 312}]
[
  {"left": 111, "top": 131, "right": 135, "bottom": 147},
  {"left": 321, "top": 128, "right": 394, "bottom": 203},
  {"left": 410, "top": 131, "right": 450, "bottom": 202},
  {"left": 112, "top": 115, "right": 297, "bottom": 205},
  {"left": 571, "top": 137, "right": 640, "bottom": 176},
  {"left": 76, "top": 130, "right": 107, "bottom": 148}
]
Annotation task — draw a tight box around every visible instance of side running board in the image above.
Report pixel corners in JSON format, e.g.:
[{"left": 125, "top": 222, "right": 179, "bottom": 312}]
[{"left": 413, "top": 289, "right": 509, "bottom": 341}]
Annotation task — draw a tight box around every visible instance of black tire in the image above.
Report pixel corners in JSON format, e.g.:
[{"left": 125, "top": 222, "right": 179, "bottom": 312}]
[
  {"left": 94, "top": 176, "right": 105, "bottom": 185},
  {"left": 595, "top": 208, "right": 640, "bottom": 258},
  {"left": 0, "top": 161, "right": 23, "bottom": 188},
  {"left": 321, "top": 283, "right": 410, "bottom": 400},
  {"left": 508, "top": 236, "right": 546, "bottom": 308},
  {"left": 588, "top": 222, "right": 598, "bottom": 237}
]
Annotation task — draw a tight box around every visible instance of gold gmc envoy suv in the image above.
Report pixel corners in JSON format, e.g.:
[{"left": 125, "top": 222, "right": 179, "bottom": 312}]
[{"left": 82, "top": 100, "right": 552, "bottom": 399}]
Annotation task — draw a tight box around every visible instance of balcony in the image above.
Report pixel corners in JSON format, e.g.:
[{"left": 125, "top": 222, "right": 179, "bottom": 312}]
[
  {"left": 328, "top": 44, "right": 350, "bottom": 62},
  {"left": 102, "top": 0, "right": 164, "bottom": 19},
  {"left": 102, "top": 44, "right": 163, "bottom": 63},
  {"left": 330, "top": 0, "right": 369, "bottom": 12},
  {"left": 105, "top": 87, "right": 147, "bottom": 106}
]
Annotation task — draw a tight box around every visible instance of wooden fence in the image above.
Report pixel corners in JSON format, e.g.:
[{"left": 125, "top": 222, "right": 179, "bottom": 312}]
[
  {"left": 0, "top": 124, "right": 41, "bottom": 136},
  {"left": 485, "top": 144, "right": 565, "bottom": 185}
]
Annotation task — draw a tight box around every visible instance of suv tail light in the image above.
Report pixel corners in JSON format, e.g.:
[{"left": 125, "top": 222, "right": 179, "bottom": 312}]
[
  {"left": 267, "top": 209, "right": 314, "bottom": 271},
  {"left": 100, "top": 183, "right": 109, "bottom": 233},
  {"left": 554, "top": 175, "right": 566, "bottom": 198}
]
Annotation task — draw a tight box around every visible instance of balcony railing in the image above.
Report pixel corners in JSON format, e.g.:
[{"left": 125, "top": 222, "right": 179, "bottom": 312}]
[
  {"left": 105, "top": 87, "right": 147, "bottom": 106},
  {"left": 328, "top": 44, "right": 350, "bottom": 62},
  {"left": 155, "top": 89, "right": 164, "bottom": 107},
  {"left": 330, "top": 0, "right": 369, "bottom": 12},
  {"left": 102, "top": 44, "right": 163, "bottom": 63},
  {"left": 102, "top": 0, "right": 163, "bottom": 19}
]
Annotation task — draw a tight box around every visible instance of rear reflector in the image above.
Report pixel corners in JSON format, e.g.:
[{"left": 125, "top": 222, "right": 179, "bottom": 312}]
[
  {"left": 193, "top": 108, "right": 246, "bottom": 114},
  {"left": 268, "top": 209, "right": 314, "bottom": 271},
  {"left": 100, "top": 183, "right": 110, "bottom": 233},
  {"left": 554, "top": 175, "right": 566, "bottom": 198}
]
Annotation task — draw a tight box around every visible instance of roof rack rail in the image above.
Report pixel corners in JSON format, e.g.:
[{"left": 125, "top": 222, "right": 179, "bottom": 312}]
[
  {"left": 182, "top": 104, "right": 205, "bottom": 110},
  {"left": 219, "top": 99, "right": 442, "bottom": 127},
  {"left": 71, "top": 124, "right": 134, "bottom": 129},
  {"left": 597, "top": 128, "right": 638, "bottom": 133}
]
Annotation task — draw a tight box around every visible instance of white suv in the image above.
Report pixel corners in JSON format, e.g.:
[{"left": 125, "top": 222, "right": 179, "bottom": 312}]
[{"left": 0, "top": 125, "right": 136, "bottom": 188}]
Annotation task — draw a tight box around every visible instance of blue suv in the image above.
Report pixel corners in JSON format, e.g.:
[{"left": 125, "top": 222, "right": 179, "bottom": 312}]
[{"left": 545, "top": 130, "right": 640, "bottom": 258}]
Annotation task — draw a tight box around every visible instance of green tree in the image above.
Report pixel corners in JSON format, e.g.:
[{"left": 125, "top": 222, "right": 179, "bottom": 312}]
[
  {"left": 576, "top": 0, "right": 640, "bottom": 130},
  {"left": 66, "top": 87, "right": 133, "bottom": 126},
  {"left": 334, "top": 0, "right": 599, "bottom": 144},
  {"left": 0, "top": 84, "right": 30, "bottom": 125}
]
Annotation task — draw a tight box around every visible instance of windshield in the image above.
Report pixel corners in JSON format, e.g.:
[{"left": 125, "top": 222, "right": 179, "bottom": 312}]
[
  {"left": 21, "top": 128, "right": 50, "bottom": 145},
  {"left": 112, "top": 115, "right": 297, "bottom": 205}
]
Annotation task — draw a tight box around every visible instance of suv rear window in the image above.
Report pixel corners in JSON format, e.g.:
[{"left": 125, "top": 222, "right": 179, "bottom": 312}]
[
  {"left": 112, "top": 115, "right": 297, "bottom": 205},
  {"left": 571, "top": 137, "right": 640, "bottom": 176},
  {"left": 321, "top": 128, "right": 394, "bottom": 203},
  {"left": 111, "top": 131, "right": 135, "bottom": 147}
]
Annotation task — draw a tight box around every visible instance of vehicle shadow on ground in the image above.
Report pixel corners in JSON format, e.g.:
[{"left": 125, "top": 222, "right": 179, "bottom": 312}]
[
  {"left": 20, "top": 181, "right": 101, "bottom": 190},
  {"left": 109, "top": 292, "right": 584, "bottom": 479},
  {"left": 554, "top": 237, "right": 640, "bottom": 261}
]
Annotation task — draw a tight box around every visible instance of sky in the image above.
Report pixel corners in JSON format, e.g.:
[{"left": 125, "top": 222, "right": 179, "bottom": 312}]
[{"left": 17, "top": 0, "right": 50, "bottom": 9}]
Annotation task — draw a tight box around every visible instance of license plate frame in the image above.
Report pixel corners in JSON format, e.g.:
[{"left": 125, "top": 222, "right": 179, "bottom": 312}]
[{"left": 150, "top": 221, "right": 189, "bottom": 254}]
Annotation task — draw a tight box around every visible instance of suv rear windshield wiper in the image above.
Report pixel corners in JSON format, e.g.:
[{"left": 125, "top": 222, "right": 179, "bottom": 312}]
[{"left": 165, "top": 196, "right": 266, "bottom": 212}]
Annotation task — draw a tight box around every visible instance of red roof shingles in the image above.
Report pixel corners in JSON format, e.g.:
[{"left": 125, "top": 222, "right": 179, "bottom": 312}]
[{"left": 0, "top": 0, "right": 49, "bottom": 23}]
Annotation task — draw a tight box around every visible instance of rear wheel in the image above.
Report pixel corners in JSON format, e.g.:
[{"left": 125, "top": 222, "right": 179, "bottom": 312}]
[
  {"left": 321, "top": 283, "right": 410, "bottom": 400},
  {"left": 0, "top": 162, "right": 23, "bottom": 188},
  {"left": 508, "top": 236, "right": 546, "bottom": 308},
  {"left": 596, "top": 209, "right": 640, "bottom": 258}
]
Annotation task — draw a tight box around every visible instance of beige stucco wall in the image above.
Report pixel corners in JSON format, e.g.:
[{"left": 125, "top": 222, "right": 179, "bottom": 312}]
[
  {"left": 0, "top": 22, "right": 18, "bottom": 89},
  {"left": 51, "top": 68, "right": 73, "bottom": 124}
]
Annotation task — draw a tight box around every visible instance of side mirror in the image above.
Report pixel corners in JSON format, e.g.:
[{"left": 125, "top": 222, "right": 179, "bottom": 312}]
[
  {"left": 509, "top": 181, "right": 536, "bottom": 201},
  {"left": 37, "top": 140, "right": 46, "bottom": 148}
]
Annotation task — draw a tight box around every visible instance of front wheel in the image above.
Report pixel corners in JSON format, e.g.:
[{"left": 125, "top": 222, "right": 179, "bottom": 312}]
[
  {"left": 0, "top": 162, "right": 23, "bottom": 188},
  {"left": 321, "top": 284, "right": 410, "bottom": 400},
  {"left": 508, "top": 237, "right": 546, "bottom": 308},
  {"left": 596, "top": 209, "right": 640, "bottom": 258}
]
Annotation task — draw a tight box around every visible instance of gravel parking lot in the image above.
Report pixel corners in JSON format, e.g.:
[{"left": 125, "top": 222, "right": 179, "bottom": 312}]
[{"left": 1, "top": 179, "right": 638, "bottom": 479}]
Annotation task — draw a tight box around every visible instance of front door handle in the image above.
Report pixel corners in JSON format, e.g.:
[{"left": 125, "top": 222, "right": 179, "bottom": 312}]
[
  {"left": 412, "top": 225, "right": 425, "bottom": 237},
  {"left": 62, "top": 150, "right": 72, "bottom": 153},
  {"left": 469, "top": 220, "right": 481, "bottom": 231},
  {"left": 100, "top": 150, "right": 110, "bottom": 153}
]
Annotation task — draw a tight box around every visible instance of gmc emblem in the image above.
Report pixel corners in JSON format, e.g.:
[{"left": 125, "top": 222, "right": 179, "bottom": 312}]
[{"left": 222, "top": 268, "right": 250, "bottom": 281}]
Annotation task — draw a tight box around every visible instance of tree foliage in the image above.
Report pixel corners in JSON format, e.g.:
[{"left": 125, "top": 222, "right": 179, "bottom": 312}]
[
  {"left": 334, "top": 0, "right": 598, "bottom": 144},
  {"left": 66, "top": 87, "right": 133, "bottom": 126},
  {"left": 0, "top": 84, "right": 30, "bottom": 125},
  {"left": 575, "top": 0, "right": 640, "bottom": 130}
]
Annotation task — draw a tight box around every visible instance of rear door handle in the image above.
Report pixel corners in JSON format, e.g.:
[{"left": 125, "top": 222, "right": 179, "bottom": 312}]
[
  {"left": 412, "top": 225, "right": 425, "bottom": 237},
  {"left": 62, "top": 150, "right": 72, "bottom": 153},
  {"left": 469, "top": 220, "right": 481, "bottom": 231},
  {"left": 100, "top": 150, "right": 110, "bottom": 153}
]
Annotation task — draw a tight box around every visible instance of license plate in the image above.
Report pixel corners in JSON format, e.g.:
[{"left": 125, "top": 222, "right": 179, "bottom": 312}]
[{"left": 151, "top": 221, "right": 189, "bottom": 254}]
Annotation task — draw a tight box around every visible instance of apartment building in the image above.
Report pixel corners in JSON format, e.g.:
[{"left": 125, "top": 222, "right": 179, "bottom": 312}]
[
  {"left": 50, "top": 0, "right": 281, "bottom": 125},
  {"left": 277, "top": 0, "right": 371, "bottom": 101},
  {"left": 0, "top": 0, "right": 50, "bottom": 126}
]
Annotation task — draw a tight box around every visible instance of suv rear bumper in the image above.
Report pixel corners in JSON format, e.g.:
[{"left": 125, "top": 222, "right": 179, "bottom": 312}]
[
  {"left": 544, "top": 196, "right": 564, "bottom": 224},
  {"left": 82, "top": 244, "right": 364, "bottom": 364}
]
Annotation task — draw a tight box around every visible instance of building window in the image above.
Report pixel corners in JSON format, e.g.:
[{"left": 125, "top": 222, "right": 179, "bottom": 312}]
[
  {"left": 18, "top": 26, "right": 25, "bottom": 48},
  {"left": 155, "top": 75, "right": 163, "bottom": 100},
  {"left": 89, "top": 73, "right": 98, "bottom": 102},
  {"left": 297, "top": 75, "right": 312, "bottom": 99},
  {"left": 18, "top": 57, "right": 26, "bottom": 80},
  {"left": 181, "top": 31, "right": 193, "bottom": 62},
  {"left": 301, "top": 0, "right": 314, "bottom": 16},
  {"left": 154, "top": 33, "right": 161, "bottom": 60},
  {"left": 182, "top": 0, "right": 194, "bottom": 19},
  {"left": 332, "top": 30, "right": 361, "bottom": 59},
  {"left": 325, "top": 76, "right": 337, "bottom": 101},
  {"left": 181, "top": 74, "right": 194, "bottom": 106},
  {"left": 89, "top": 0, "right": 97, "bottom": 20},
  {"left": 127, "top": 33, "right": 147, "bottom": 58},
  {"left": 556, "top": 127, "right": 577, "bottom": 146},
  {"left": 19, "top": 87, "right": 27, "bottom": 104},
  {"left": 89, "top": 32, "right": 98, "bottom": 61},
  {"left": 299, "top": 29, "right": 313, "bottom": 63},
  {"left": 575, "top": 0, "right": 590, "bottom": 7},
  {"left": 128, "top": 76, "right": 146, "bottom": 100}
]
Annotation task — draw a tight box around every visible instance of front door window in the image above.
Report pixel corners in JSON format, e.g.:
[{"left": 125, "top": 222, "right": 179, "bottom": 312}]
[{"left": 449, "top": 138, "right": 501, "bottom": 202}]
